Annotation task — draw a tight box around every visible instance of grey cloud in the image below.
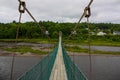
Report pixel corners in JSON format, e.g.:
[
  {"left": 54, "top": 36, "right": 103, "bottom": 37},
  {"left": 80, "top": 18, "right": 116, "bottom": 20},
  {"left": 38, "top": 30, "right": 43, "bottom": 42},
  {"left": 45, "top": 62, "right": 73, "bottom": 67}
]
[{"left": 0, "top": 0, "right": 120, "bottom": 23}]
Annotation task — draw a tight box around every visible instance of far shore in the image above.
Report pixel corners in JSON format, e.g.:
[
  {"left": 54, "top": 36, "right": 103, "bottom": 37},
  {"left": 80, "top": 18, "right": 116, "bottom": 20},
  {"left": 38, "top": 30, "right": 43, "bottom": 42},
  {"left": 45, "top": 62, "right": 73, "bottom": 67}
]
[{"left": 0, "top": 51, "right": 120, "bottom": 57}]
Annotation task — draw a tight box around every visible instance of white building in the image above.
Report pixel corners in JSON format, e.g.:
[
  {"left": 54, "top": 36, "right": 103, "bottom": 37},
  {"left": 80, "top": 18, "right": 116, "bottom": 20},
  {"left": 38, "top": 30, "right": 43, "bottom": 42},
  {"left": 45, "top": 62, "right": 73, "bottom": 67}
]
[
  {"left": 113, "top": 31, "right": 120, "bottom": 35},
  {"left": 71, "top": 30, "right": 77, "bottom": 35},
  {"left": 97, "top": 32, "right": 106, "bottom": 36},
  {"left": 45, "top": 30, "right": 49, "bottom": 35}
]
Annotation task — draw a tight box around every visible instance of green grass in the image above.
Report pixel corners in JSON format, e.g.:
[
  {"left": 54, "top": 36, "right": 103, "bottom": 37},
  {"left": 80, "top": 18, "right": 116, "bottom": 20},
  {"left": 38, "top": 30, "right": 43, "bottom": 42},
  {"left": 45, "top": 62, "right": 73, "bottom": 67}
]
[
  {"left": 64, "top": 45, "right": 120, "bottom": 55},
  {"left": 91, "top": 40, "right": 120, "bottom": 46},
  {"left": 0, "top": 46, "right": 48, "bottom": 55},
  {"left": 63, "top": 39, "right": 120, "bottom": 46},
  {"left": 0, "top": 38, "right": 120, "bottom": 46},
  {"left": 0, "top": 39, "right": 58, "bottom": 44},
  {"left": 0, "top": 44, "right": 120, "bottom": 55},
  {"left": 64, "top": 46, "right": 88, "bottom": 53}
]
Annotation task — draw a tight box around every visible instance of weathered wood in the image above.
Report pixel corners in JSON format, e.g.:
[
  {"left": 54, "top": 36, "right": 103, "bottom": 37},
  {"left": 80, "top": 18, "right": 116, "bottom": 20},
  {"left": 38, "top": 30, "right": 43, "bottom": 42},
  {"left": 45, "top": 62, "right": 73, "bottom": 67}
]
[{"left": 49, "top": 32, "right": 68, "bottom": 80}]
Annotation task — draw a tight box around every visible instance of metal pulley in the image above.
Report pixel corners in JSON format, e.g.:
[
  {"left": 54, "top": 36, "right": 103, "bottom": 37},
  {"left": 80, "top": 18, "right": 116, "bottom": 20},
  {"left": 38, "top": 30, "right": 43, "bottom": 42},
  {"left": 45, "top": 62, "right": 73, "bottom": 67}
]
[
  {"left": 18, "top": 1, "right": 26, "bottom": 13},
  {"left": 84, "top": 7, "right": 91, "bottom": 18}
]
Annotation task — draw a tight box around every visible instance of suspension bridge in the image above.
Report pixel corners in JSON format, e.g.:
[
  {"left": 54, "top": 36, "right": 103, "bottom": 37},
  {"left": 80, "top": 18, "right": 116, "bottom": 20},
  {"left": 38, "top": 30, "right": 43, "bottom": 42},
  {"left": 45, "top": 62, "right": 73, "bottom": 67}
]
[
  {"left": 10, "top": 0, "right": 94, "bottom": 80},
  {"left": 17, "top": 32, "right": 88, "bottom": 80}
]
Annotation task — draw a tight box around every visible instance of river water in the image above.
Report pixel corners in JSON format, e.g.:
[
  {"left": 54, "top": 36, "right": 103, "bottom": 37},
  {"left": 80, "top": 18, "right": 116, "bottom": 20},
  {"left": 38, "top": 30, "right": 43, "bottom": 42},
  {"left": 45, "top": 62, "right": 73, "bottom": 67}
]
[
  {"left": 0, "top": 55, "right": 120, "bottom": 80},
  {"left": 80, "top": 45, "right": 120, "bottom": 52}
]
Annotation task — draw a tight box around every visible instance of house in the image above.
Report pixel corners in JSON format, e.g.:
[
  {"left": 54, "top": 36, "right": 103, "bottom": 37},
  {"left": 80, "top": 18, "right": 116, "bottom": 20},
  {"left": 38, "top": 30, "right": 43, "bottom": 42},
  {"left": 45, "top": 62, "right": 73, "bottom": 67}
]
[
  {"left": 71, "top": 30, "right": 77, "bottom": 35},
  {"left": 97, "top": 31, "right": 106, "bottom": 36},
  {"left": 45, "top": 30, "right": 49, "bottom": 35},
  {"left": 91, "top": 32, "right": 95, "bottom": 35},
  {"left": 113, "top": 31, "right": 120, "bottom": 35}
]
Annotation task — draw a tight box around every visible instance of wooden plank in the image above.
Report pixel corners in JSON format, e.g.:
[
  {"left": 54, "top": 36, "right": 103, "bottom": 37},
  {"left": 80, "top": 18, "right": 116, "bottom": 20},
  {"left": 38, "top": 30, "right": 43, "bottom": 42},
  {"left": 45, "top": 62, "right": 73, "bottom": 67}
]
[{"left": 49, "top": 35, "right": 68, "bottom": 80}]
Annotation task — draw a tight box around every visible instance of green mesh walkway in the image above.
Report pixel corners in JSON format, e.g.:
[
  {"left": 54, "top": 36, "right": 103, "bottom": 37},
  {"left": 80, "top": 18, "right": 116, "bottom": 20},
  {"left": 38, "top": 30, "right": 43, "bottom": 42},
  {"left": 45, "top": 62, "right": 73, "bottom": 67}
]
[
  {"left": 18, "top": 44, "right": 58, "bottom": 80},
  {"left": 18, "top": 38, "right": 88, "bottom": 80},
  {"left": 62, "top": 46, "right": 88, "bottom": 80}
]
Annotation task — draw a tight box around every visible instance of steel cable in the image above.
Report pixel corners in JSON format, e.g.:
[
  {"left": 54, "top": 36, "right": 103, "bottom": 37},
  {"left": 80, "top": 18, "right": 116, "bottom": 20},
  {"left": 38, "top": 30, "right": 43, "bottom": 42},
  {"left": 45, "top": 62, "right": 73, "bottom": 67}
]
[{"left": 67, "top": 0, "right": 93, "bottom": 80}]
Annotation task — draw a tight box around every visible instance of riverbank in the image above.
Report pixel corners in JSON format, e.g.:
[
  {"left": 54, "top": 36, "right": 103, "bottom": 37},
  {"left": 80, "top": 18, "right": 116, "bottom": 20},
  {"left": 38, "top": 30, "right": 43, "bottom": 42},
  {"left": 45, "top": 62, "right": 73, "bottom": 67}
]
[
  {"left": 0, "top": 50, "right": 120, "bottom": 57},
  {"left": 0, "top": 41, "right": 120, "bottom": 56},
  {"left": 0, "top": 39, "right": 120, "bottom": 46}
]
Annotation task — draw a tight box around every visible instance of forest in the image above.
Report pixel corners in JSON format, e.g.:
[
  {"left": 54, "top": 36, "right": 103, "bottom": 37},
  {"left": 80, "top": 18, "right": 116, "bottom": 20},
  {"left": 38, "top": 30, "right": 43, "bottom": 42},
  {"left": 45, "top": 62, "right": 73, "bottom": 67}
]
[{"left": 0, "top": 21, "right": 120, "bottom": 42}]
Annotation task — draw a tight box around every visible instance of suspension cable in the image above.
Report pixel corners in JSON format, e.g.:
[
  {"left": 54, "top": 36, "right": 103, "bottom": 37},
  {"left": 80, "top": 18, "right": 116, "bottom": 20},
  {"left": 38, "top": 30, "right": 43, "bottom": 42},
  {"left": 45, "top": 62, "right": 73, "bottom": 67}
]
[
  {"left": 15, "top": 13, "right": 22, "bottom": 46},
  {"left": 84, "top": 3, "right": 93, "bottom": 80},
  {"left": 10, "top": 1, "right": 25, "bottom": 80},
  {"left": 88, "top": 18, "right": 92, "bottom": 80},
  {"left": 18, "top": 0, "right": 46, "bottom": 36},
  {"left": 68, "top": 0, "right": 93, "bottom": 39},
  {"left": 10, "top": 1, "right": 51, "bottom": 80},
  {"left": 10, "top": 1, "right": 25, "bottom": 79},
  {"left": 86, "top": 16, "right": 92, "bottom": 80},
  {"left": 67, "top": 0, "right": 93, "bottom": 80}
]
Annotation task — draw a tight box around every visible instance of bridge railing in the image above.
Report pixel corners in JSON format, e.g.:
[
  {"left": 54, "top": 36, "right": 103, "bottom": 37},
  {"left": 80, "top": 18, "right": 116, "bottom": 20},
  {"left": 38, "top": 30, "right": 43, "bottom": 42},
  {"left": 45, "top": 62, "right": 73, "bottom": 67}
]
[
  {"left": 17, "top": 44, "right": 58, "bottom": 80},
  {"left": 62, "top": 46, "right": 88, "bottom": 80}
]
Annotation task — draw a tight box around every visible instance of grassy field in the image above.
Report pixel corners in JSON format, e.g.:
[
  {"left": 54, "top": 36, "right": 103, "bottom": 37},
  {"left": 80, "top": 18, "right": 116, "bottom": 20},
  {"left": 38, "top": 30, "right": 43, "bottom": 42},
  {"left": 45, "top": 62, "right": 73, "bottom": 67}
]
[
  {"left": 0, "top": 46, "right": 49, "bottom": 55},
  {"left": 63, "top": 40, "right": 120, "bottom": 46},
  {"left": 0, "top": 39, "right": 120, "bottom": 55},
  {"left": 64, "top": 45, "right": 120, "bottom": 55},
  {"left": 0, "top": 39, "right": 120, "bottom": 46},
  {"left": 0, "top": 39, "right": 57, "bottom": 44},
  {"left": 0, "top": 45, "right": 119, "bottom": 55}
]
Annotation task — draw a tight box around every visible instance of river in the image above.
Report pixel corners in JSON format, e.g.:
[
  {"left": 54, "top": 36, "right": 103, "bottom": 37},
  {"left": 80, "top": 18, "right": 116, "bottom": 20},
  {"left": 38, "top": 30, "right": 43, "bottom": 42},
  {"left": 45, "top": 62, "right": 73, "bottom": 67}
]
[
  {"left": 0, "top": 55, "right": 120, "bottom": 80},
  {"left": 79, "top": 45, "right": 120, "bottom": 52}
]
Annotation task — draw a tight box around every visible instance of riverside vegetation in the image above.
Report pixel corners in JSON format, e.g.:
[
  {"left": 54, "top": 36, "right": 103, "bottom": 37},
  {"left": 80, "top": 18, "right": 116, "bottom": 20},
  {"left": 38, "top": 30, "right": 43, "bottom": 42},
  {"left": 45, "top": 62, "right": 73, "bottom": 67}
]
[{"left": 0, "top": 21, "right": 120, "bottom": 55}]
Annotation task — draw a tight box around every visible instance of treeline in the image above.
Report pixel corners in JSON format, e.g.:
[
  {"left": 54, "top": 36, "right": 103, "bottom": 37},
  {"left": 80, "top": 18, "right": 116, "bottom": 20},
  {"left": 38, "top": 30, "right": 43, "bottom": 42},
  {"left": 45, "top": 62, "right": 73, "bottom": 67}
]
[{"left": 0, "top": 21, "right": 120, "bottom": 41}]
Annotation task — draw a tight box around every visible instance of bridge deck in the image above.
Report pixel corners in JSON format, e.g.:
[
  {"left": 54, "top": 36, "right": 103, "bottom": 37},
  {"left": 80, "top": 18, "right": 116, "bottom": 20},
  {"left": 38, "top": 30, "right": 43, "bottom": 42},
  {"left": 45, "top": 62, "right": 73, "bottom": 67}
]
[{"left": 49, "top": 36, "right": 68, "bottom": 80}]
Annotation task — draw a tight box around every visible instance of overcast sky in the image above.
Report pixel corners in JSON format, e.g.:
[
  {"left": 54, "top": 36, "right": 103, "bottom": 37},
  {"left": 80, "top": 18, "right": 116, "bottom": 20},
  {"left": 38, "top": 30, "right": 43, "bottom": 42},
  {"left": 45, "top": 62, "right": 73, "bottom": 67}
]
[{"left": 0, "top": 0, "right": 120, "bottom": 23}]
